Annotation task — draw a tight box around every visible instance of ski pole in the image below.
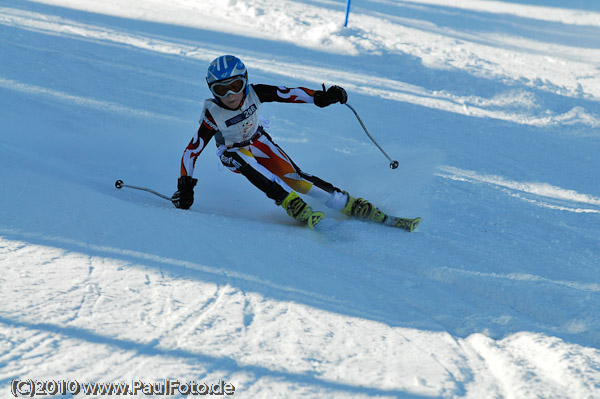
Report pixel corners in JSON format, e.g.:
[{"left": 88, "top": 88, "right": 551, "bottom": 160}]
[
  {"left": 345, "top": 103, "right": 399, "bottom": 169},
  {"left": 114, "top": 179, "right": 171, "bottom": 201}
]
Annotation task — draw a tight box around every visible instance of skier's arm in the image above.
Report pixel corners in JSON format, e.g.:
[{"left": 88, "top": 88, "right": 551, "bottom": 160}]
[
  {"left": 253, "top": 84, "right": 347, "bottom": 107},
  {"left": 180, "top": 110, "right": 217, "bottom": 176},
  {"left": 253, "top": 84, "right": 315, "bottom": 104},
  {"left": 172, "top": 109, "right": 217, "bottom": 209}
]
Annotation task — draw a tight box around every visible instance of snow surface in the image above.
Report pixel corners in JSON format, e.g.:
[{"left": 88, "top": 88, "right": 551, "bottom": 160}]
[{"left": 1, "top": 0, "right": 599, "bottom": 398}]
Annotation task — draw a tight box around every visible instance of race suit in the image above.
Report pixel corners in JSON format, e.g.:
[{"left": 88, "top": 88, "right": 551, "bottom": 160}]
[{"left": 178, "top": 84, "right": 346, "bottom": 208}]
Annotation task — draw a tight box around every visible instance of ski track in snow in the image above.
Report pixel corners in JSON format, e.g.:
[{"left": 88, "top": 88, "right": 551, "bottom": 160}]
[
  {"left": 1, "top": 0, "right": 599, "bottom": 398},
  {"left": 2, "top": 235, "right": 599, "bottom": 398},
  {"left": 437, "top": 166, "right": 600, "bottom": 214}
]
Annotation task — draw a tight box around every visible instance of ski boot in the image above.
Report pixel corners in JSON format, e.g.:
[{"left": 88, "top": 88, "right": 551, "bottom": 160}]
[
  {"left": 341, "top": 192, "right": 386, "bottom": 223},
  {"left": 280, "top": 192, "right": 325, "bottom": 230},
  {"left": 341, "top": 192, "right": 421, "bottom": 232}
]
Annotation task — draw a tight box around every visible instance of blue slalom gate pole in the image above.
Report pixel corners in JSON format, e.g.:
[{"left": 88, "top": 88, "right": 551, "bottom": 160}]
[{"left": 344, "top": 0, "right": 352, "bottom": 27}]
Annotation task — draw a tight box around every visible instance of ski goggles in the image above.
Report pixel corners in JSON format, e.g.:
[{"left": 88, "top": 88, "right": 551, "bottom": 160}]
[{"left": 209, "top": 76, "right": 247, "bottom": 98}]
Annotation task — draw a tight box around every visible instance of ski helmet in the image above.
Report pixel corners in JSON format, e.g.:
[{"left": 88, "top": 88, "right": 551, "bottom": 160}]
[{"left": 206, "top": 55, "right": 247, "bottom": 86}]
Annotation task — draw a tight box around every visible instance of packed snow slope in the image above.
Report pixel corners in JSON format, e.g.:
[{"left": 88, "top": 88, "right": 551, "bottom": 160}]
[{"left": 1, "top": 0, "right": 599, "bottom": 398}]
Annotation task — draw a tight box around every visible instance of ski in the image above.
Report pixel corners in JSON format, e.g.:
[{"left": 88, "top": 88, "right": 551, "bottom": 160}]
[{"left": 383, "top": 216, "right": 421, "bottom": 232}]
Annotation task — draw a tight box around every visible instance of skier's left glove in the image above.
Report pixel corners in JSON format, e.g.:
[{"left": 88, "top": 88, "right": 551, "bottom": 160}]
[
  {"left": 313, "top": 84, "right": 348, "bottom": 108},
  {"left": 171, "top": 175, "right": 197, "bottom": 209}
]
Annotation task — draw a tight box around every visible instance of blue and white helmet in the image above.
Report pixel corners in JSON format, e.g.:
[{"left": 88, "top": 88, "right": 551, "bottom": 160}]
[{"left": 206, "top": 55, "right": 247, "bottom": 85}]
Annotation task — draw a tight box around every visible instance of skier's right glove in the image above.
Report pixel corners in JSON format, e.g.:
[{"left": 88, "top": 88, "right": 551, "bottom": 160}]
[
  {"left": 313, "top": 84, "right": 348, "bottom": 108},
  {"left": 171, "top": 176, "right": 197, "bottom": 209}
]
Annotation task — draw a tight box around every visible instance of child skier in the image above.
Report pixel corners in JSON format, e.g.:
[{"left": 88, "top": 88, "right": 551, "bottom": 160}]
[{"left": 171, "top": 55, "right": 395, "bottom": 230}]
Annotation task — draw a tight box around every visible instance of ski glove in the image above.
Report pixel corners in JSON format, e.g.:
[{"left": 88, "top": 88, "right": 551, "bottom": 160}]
[
  {"left": 313, "top": 84, "right": 348, "bottom": 108},
  {"left": 171, "top": 175, "right": 197, "bottom": 209}
]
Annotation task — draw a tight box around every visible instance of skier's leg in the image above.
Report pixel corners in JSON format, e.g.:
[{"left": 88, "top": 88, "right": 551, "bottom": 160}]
[
  {"left": 219, "top": 146, "right": 324, "bottom": 228},
  {"left": 250, "top": 133, "right": 342, "bottom": 198},
  {"left": 248, "top": 134, "right": 318, "bottom": 194},
  {"left": 250, "top": 133, "right": 384, "bottom": 221},
  {"left": 219, "top": 146, "right": 289, "bottom": 203}
]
